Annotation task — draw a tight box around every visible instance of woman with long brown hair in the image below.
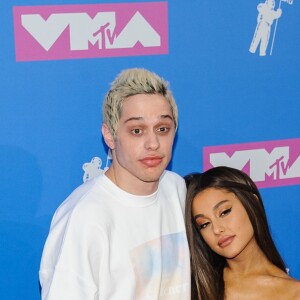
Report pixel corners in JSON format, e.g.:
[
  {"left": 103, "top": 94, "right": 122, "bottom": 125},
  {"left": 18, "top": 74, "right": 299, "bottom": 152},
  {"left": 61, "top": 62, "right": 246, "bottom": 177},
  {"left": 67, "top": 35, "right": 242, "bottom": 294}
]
[{"left": 185, "top": 166, "right": 300, "bottom": 299}]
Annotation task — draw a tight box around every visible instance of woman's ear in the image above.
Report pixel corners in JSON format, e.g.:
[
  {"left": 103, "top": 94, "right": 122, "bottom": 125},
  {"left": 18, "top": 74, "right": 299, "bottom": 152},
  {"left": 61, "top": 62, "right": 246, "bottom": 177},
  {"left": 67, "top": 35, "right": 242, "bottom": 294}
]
[{"left": 102, "top": 123, "right": 115, "bottom": 150}]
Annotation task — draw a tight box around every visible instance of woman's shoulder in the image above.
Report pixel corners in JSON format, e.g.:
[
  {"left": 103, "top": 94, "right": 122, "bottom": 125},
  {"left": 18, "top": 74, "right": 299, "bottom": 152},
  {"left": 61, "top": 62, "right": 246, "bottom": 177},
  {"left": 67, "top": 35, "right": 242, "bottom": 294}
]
[
  {"left": 262, "top": 272, "right": 300, "bottom": 300},
  {"left": 225, "top": 269, "right": 300, "bottom": 300},
  {"left": 276, "top": 275, "right": 300, "bottom": 299}
]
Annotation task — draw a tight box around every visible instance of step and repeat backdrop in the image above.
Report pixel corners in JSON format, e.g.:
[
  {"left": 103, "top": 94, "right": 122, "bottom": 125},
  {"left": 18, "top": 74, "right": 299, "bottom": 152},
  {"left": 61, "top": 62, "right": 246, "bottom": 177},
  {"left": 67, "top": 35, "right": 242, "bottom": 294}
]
[{"left": 1, "top": 0, "right": 299, "bottom": 299}]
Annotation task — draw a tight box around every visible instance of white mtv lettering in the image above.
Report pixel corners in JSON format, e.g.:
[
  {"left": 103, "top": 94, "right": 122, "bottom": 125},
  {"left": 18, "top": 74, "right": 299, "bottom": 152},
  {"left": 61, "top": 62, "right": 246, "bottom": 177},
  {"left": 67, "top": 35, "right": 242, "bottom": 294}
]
[
  {"left": 22, "top": 14, "right": 71, "bottom": 51},
  {"left": 209, "top": 146, "right": 300, "bottom": 182},
  {"left": 68, "top": 13, "right": 115, "bottom": 50},
  {"left": 22, "top": 13, "right": 116, "bottom": 51},
  {"left": 21, "top": 11, "right": 160, "bottom": 51},
  {"left": 107, "top": 12, "right": 160, "bottom": 49}
]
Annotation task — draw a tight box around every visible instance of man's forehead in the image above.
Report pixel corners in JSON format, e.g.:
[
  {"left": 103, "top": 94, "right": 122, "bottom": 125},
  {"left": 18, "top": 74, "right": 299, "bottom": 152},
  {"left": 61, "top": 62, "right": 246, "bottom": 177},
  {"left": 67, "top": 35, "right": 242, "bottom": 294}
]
[{"left": 121, "top": 94, "right": 172, "bottom": 114}]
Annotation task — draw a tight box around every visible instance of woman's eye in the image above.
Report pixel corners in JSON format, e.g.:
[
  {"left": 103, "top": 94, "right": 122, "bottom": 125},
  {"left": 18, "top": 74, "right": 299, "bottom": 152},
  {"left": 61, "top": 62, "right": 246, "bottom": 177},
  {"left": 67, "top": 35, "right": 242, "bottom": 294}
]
[
  {"left": 198, "top": 222, "right": 210, "bottom": 230},
  {"left": 220, "top": 208, "right": 232, "bottom": 217}
]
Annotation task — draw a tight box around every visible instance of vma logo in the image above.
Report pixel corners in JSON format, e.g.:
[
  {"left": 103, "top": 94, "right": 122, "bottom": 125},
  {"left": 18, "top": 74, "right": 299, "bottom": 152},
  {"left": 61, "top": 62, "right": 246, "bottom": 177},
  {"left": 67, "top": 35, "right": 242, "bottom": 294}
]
[
  {"left": 13, "top": 2, "right": 168, "bottom": 61},
  {"left": 203, "top": 138, "right": 300, "bottom": 188}
]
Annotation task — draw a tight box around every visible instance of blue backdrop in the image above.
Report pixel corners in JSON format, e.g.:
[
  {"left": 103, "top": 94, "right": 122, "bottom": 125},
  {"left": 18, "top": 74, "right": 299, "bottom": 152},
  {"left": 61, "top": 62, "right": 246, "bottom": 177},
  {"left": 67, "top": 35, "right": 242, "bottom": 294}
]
[{"left": 1, "top": 0, "right": 299, "bottom": 299}]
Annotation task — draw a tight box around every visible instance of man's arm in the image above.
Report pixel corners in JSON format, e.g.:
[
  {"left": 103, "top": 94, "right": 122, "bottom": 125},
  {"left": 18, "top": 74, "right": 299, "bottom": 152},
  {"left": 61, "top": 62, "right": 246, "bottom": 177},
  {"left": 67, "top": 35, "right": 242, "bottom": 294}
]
[{"left": 39, "top": 205, "right": 105, "bottom": 300}]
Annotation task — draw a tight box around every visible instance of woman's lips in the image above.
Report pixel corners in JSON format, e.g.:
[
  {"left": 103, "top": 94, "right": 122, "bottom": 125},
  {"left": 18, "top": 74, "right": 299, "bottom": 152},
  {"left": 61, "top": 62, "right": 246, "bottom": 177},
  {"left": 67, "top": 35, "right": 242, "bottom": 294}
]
[{"left": 218, "top": 235, "right": 235, "bottom": 248}]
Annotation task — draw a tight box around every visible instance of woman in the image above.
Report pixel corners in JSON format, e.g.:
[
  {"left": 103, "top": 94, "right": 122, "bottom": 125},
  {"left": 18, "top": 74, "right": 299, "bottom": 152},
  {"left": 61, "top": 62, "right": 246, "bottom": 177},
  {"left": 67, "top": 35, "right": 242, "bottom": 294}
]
[{"left": 185, "top": 166, "right": 300, "bottom": 300}]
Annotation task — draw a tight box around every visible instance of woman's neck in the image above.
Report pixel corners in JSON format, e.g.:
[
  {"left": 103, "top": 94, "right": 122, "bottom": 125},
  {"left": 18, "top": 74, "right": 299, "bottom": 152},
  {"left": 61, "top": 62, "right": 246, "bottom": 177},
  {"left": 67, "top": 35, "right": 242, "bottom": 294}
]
[{"left": 224, "top": 237, "right": 269, "bottom": 276}]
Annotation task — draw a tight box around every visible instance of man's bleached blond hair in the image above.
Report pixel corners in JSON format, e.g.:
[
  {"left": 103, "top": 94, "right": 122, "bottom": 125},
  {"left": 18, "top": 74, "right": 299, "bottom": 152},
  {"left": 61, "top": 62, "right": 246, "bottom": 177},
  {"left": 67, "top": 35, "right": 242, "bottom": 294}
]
[{"left": 102, "top": 68, "right": 178, "bottom": 138}]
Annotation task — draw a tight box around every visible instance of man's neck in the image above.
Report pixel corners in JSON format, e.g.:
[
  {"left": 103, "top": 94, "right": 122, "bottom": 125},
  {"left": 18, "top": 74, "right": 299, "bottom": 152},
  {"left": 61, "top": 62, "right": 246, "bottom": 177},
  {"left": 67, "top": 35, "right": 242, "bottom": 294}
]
[{"left": 105, "top": 167, "right": 159, "bottom": 196}]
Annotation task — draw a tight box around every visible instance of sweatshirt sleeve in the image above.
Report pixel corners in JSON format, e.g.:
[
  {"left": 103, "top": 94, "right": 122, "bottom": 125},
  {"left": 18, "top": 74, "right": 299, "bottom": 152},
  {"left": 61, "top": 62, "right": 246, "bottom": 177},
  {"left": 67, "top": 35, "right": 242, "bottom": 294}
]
[{"left": 39, "top": 200, "right": 106, "bottom": 300}]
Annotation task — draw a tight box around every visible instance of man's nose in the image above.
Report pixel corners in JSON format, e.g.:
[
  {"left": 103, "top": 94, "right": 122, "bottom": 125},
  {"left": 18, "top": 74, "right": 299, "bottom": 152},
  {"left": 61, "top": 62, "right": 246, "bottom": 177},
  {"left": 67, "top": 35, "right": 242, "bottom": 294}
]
[{"left": 145, "top": 132, "right": 160, "bottom": 150}]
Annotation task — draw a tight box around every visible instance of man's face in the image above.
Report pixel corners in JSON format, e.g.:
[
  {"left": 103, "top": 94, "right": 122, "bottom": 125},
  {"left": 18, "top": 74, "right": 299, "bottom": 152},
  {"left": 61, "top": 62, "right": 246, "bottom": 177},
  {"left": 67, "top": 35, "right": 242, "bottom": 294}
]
[{"left": 103, "top": 93, "right": 176, "bottom": 194}]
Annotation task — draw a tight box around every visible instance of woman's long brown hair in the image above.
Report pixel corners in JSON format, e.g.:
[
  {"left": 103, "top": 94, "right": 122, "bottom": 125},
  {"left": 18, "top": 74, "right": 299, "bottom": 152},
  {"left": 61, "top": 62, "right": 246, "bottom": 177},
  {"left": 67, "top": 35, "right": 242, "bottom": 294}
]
[{"left": 185, "top": 166, "right": 286, "bottom": 300}]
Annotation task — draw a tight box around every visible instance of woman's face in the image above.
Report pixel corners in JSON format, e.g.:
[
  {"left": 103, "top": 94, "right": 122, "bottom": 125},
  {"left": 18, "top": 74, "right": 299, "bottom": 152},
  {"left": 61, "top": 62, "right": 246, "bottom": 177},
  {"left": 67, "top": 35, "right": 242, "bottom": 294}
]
[{"left": 192, "top": 188, "right": 256, "bottom": 259}]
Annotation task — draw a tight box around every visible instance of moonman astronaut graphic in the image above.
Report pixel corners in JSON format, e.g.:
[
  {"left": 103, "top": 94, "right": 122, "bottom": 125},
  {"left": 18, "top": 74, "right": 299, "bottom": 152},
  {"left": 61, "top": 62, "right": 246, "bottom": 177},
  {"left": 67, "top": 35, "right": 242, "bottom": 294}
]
[
  {"left": 82, "top": 157, "right": 104, "bottom": 182},
  {"left": 249, "top": 0, "right": 282, "bottom": 56},
  {"left": 82, "top": 151, "right": 112, "bottom": 182}
]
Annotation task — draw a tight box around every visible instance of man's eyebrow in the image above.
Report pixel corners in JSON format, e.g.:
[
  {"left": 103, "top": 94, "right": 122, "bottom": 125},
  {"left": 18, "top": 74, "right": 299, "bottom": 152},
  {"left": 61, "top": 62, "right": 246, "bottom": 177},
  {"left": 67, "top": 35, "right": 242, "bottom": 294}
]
[
  {"left": 193, "top": 200, "right": 230, "bottom": 221},
  {"left": 160, "top": 114, "right": 173, "bottom": 121},
  {"left": 124, "top": 117, "right": 143, "bottom": 123}
]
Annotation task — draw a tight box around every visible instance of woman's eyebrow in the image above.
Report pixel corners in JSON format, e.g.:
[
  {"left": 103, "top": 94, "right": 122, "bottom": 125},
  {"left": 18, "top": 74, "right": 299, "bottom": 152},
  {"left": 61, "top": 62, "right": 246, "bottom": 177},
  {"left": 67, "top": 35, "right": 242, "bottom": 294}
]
[
  {"left": 213, "top": 200, "right": 230, "bottom": 211},
  {"left": 193, "top": 200, "right": 230, "bottom": 221},
  {"left": 194, "top": 213, "right": 205, "bottom": 221}
]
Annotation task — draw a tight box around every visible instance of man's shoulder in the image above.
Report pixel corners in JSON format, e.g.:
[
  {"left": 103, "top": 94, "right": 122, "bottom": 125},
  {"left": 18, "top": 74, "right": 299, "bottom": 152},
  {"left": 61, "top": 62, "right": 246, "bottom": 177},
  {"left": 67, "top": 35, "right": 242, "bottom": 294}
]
[
  {"left": 159, "top": 171, "right": 186, "bottom": 211},
  {"left": 51, "top": 174, "right": 108, "bottom": 223},
  {"left": 161, "top": 170, "right": 185, "bottom": 184},
  {"left": 160, "top": 170, "right": 186, "bottom": 194}
]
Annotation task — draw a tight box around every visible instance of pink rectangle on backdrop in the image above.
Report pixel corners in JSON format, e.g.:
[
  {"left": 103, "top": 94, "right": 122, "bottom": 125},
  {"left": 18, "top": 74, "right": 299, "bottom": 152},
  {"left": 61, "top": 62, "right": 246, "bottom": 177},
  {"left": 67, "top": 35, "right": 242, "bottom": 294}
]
[
  {"left": 13, "top": 2, "right": 168, "bottom": 61},
  {"left": 203, "top": 138, "right": 300, "bottom": 188}
]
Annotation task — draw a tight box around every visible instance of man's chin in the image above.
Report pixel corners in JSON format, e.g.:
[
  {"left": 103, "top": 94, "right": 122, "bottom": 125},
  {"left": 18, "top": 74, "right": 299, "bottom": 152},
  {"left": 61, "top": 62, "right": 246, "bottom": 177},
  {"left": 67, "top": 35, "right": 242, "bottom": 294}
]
[
  {"left": 137, "top": 163, "right": 168, "bottom": 183},
  {"left": 139, "top": 171, "right": 164, "bottom": 183},
  {"left": 140, "top": 176, "right": 161, "bottom": 183}
]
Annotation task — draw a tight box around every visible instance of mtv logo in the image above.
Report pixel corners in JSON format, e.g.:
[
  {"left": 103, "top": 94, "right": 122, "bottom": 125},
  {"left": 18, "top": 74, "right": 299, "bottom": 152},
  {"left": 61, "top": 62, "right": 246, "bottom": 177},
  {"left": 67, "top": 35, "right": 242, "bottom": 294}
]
[{"left": 203, "top": 139, "right": 300, "bottom": 188}]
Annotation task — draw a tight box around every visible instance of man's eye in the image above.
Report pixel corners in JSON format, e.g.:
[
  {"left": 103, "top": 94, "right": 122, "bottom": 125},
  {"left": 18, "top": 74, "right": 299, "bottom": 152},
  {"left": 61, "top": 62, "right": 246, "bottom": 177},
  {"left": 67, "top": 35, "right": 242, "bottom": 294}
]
[
  {"left": 157, "top": 127, "right": 169, "bottom": 133},
  {"left": 220, "top": 208, "right": 232, "bottom": 217},
  {"left": 131, "top": 129, "right": 142, "bottom": 135}
]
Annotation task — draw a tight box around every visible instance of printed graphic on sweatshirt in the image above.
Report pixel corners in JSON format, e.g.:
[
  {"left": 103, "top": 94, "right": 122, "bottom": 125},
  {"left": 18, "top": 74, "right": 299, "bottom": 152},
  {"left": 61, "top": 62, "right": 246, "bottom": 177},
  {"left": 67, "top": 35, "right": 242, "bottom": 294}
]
[
  {"left": 130, "top": 232, "right": 190, "bottom": 299},
  {"left": 13, "top": 2, "right": 168, "bottom": 61},
  {"left": 82, "top": 151, "right": 112, "bottom": 182},
  {"left": 249, "top": 0, "right": 293, "bottom": 56},
  {"left": 203, "top": 138, "right": 300, "bottom": 188}
]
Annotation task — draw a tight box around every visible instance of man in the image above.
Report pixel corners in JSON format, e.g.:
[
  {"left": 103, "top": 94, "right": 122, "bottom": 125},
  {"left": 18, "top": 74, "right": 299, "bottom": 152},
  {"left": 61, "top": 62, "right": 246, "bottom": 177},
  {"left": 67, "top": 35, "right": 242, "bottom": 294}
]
[{"left": 39, "top": 68, "right": 191, "bottom": 299}]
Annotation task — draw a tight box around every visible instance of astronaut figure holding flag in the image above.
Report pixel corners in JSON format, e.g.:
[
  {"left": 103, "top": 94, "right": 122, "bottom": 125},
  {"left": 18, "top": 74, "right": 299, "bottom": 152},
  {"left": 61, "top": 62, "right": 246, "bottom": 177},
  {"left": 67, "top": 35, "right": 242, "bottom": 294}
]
[{"left": 249, "top": 0, "right": 282, "bottom": 56}]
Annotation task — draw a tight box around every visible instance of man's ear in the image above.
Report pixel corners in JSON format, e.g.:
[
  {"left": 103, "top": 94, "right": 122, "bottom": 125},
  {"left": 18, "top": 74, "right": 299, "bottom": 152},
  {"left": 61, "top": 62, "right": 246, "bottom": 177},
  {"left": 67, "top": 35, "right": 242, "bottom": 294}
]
[{"left": 102, "top": 123, "right": 115, "bottom": 150}]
